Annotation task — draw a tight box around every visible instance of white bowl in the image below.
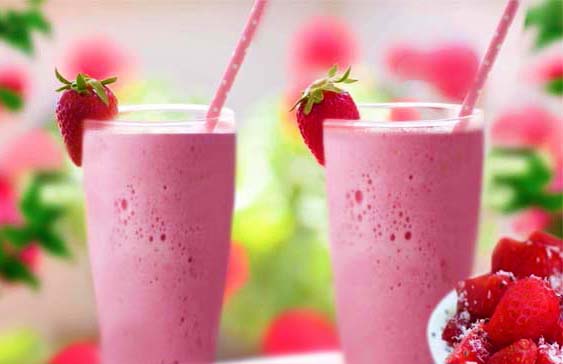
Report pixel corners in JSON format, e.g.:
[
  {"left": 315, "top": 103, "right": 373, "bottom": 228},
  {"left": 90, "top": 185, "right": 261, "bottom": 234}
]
[{"left": 427, "top": 290, "right": 457, "bottom": 364}]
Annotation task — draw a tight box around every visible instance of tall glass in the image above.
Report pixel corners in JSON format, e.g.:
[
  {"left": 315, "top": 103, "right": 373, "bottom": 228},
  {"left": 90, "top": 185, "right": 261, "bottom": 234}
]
[
  {"left": 324, "top": 103, "right": 484, "bottom": 363},
  {"left": 82, "top": 105, "right": 236, "bottom": 364}
]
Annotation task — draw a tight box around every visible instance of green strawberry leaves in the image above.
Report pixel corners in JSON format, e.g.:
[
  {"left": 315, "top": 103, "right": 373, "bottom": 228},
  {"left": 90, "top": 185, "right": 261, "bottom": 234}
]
[
  {"left": 55, "top": 69, "right": 118, "bottom": 106},
  {"left": 290, "top": 65, "right": 358, "bottom": 115}
]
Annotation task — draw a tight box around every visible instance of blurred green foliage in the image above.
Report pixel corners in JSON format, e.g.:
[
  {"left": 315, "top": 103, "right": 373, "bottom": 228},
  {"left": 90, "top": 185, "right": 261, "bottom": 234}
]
[
  {"left": 525, "top": 0, "right": 563, "bottom": 50},
  {"left": 0, "top": 0, "right": 51, "bottom": 55},
  {"left": 486, "top": 147, "right": 562, "bottom": 213}
]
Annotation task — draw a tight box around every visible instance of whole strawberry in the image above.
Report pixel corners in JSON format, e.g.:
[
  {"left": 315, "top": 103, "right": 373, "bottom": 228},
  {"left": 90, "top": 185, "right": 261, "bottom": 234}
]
[
  {"left": 291, "top": 65, "right": 360, "bottom": 165},
  {"left": 486, "top": 277, "right": 561, "bottom": 347},
  {"left": 55, "top": 70, "right": 118, "bottom": 166}
]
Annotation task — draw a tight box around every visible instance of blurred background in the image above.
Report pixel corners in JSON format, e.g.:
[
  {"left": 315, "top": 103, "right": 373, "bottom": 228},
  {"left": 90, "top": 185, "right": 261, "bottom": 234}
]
[{"left": 0, "top": 0, "right": 561, "bottom": 362}]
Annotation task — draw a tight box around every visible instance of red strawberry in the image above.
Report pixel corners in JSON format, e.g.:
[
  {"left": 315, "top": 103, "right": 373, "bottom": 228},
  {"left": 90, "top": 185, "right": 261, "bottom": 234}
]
[
  {"left": 262, "top": 309, "right": 339, "bottom": 355},
  {"left": 537, "top": 339, "right": 563, "bottom": 364},
  {"left": 291, "top": 66, "right": 360, "bottom": 165},
  {"left": 486, "top": 277, "right": 561, "bottom": 347},
  {"left": 446, "top": 323, "right": 492, "bottom": 364},
  {"left": 442, "top": 312, "right": 471, "bottom": 346},
  {"left": 49, "top": 341, "right": 99, "bottom": 364},
  {"left": 487, "top": 339, "right": 538, "bottom": 364},
  {"left": 224, "top": 241, "right": 249, "bottom": 302},
  {"left": 529, "top": 231, "right": 563, "bottom": 249},
  {"left": 55, "top": 70, "right": 118, "bottom": 166},
  {"left": 456, "top": 272, "right": 515, "bottom": 320},
  {"left": 492, "top": 237, "right": 563, "bottom": 279}
]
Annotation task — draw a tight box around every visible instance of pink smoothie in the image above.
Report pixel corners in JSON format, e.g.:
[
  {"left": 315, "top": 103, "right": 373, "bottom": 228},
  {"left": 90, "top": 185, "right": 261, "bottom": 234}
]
[
  {"left": 83, "top": 125, "right": 235, "bottom": 364},
  {"left": 325, "top": 124, "right": 483, "bottom": 363}
]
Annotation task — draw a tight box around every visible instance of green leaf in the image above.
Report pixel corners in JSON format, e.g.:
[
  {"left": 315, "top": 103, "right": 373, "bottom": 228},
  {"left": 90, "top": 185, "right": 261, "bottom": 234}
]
[
  {"left": 0, "top": 226, "right": 34, "bottom": 248},
  {"left": 546, "top": 78, "right": 563, "bottom": 95},
  {"left": 35, "top": 229, "right": 70, "bottom": 257},
  {"left": 0, "top": 256, "right": 38, "bottom": 288},
  {"left": 335, "top": 66, "right": 351, "bottom": 83},
  {"left": 0, "top": 88, "right": 24, "bottom": 111},
  {"left": 89, "top": 80, "right": 109, "bottom": 106},
  {"left": 76, "top": 73, "right": 87, "bottom": 91},
  {"left": 101, "top": 76, "right": 118, "bottom": 85},
  {"left": 55, "top": 69, "right": 71, "bottom": 85},
  {"left": 486, "top": 147, "right": 561, "bottom": 213},
  {"left": 525, "top": 0, "right": 563, "bottom": 50},
  {"left": 327, "top": 65, "right": 338, "bottom": 78},
  {"left": 22, "top": 9, "right": 51, "bottom": 34}
]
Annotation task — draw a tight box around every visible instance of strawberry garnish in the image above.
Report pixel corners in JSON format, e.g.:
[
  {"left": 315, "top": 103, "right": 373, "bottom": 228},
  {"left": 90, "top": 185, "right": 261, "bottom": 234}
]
[
  {"left": 529, "top": 231, "right": 563, "bottom": 249},
  {"left": 487, "top": 339, "right": 538, "bottom": 364},
  {"left": 492, "top": 236, "right": 563, "bottom": 279},
  {"left": 486, "top": 277, "right": 561, "bottom": 347},
  {"left": 55, "top": 70, "right": 118, "bottom": 166},
  {"left": 446, "top": 323, "right": 492, "bottom": 364},
  {"left": 456, "top": 272, "right": 515, "bottom": 320},
  {"left": 442, "top": 312, "right": 471, "bottom": 346},
  {"left": 291, "top": 65, "right": 360, "bottom": 165}
]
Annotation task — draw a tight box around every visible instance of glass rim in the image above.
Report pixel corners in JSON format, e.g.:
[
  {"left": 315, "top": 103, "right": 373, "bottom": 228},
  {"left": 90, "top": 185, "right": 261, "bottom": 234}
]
[
  {"left": 324, "top": 102, "right": 483, "bottom": 129},
  {"left": 84, "top": 103, "right": 235, "bottom": 130}
]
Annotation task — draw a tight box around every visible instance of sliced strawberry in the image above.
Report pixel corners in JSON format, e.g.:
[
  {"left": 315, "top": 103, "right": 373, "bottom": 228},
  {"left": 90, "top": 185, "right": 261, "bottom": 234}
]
[
  {"left": 537, "top": 339, "right": 563, "bottom": 364},
  {"left": 291, "top": 65, "right": 360, "bottom": 165},
  {"left": 487, "top": 339, "right": 538, "bottom": 364},
  {"left": 529, "top": 231, "right": 563, "bottom": 249},
  {"left": 486, "top": 277, "right": 560, "bottom": 347},
  {"left": 456, "top": 272, "right": 515, "bottom": 320},
  {"left": 55, "top": 70, "right": 118, "bottom": 166},
  {"left": 492, "top": 237, "right": 563, "bottom": 279},
  {"left": 442, "top": 311, "right": 471, "bottom": 346},
  {"left": 446, "top": 323, "right": 492, "bottom": 364}
]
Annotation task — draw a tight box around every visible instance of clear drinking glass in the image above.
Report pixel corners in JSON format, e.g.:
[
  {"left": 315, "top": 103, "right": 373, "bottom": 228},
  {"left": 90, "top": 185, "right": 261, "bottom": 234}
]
[
  {"left": 83, "top": 104, "right": 236, "bottom": 364},
  {"left": 324, "top": 103, "right": 484, "bottom": 363}
]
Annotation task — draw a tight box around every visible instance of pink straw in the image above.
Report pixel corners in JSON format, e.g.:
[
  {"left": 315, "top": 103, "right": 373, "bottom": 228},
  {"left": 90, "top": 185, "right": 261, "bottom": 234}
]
[
  {"left": 456, "top": 0, "right": 520, "bottom": 131},
  {"left": 206, "top": 0, "right": 269, "bottom": 131}
]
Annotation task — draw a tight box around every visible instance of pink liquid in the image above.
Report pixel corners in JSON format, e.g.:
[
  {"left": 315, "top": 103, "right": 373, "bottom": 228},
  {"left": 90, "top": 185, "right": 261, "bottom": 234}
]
[
  {"left": 325, "top": 127, "right": 483, "bottom": 363},
  {"left": 83, "top": 129, "right": 235, "bottom": 364}
]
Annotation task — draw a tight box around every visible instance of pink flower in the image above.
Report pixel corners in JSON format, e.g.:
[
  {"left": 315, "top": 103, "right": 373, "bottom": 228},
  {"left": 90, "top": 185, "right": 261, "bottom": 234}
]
[
  {"left": 491, "top": 106, "right": 557, "bottom": 147},
  {"left": 491, "top": 105, "right": 562, "bottom": 191},
  {"left": 0, "top": 128, "right": 64, "bottom": 177},
  {"left": 385, "top": 41, "right": 479, "bottom": 101},
  {"left": 288, "top": 17, "right": 359, "bottom": 89},
  {"left": 512, "top": 208, "right": 552, "bottom": 237},
  {"left": 528, "top": 54, "right": 563, "bottom": 84},
  {"left": 0, "top": 175, "right": 20, "bottom": 224},
  {"left": 0, "top": 64, "right": 29, "bottom": 117},
  {"left": 61, "top": 36, "right": 135, "bottom": 86}
]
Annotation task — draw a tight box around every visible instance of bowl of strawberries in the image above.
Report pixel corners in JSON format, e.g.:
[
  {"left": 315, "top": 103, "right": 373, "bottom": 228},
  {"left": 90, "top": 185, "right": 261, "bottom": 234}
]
[{"left": 428, "top": 230, "right": 563, "bottom": 364}]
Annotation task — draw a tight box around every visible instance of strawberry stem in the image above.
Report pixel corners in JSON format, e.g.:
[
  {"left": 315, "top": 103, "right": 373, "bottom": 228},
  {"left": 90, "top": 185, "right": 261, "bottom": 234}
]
[
  {"left": 54, "top": 69, "right": 118, "bottom": 106},
  {"left": 290, "top": 65, "right": 357, "bottom": 115}
]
